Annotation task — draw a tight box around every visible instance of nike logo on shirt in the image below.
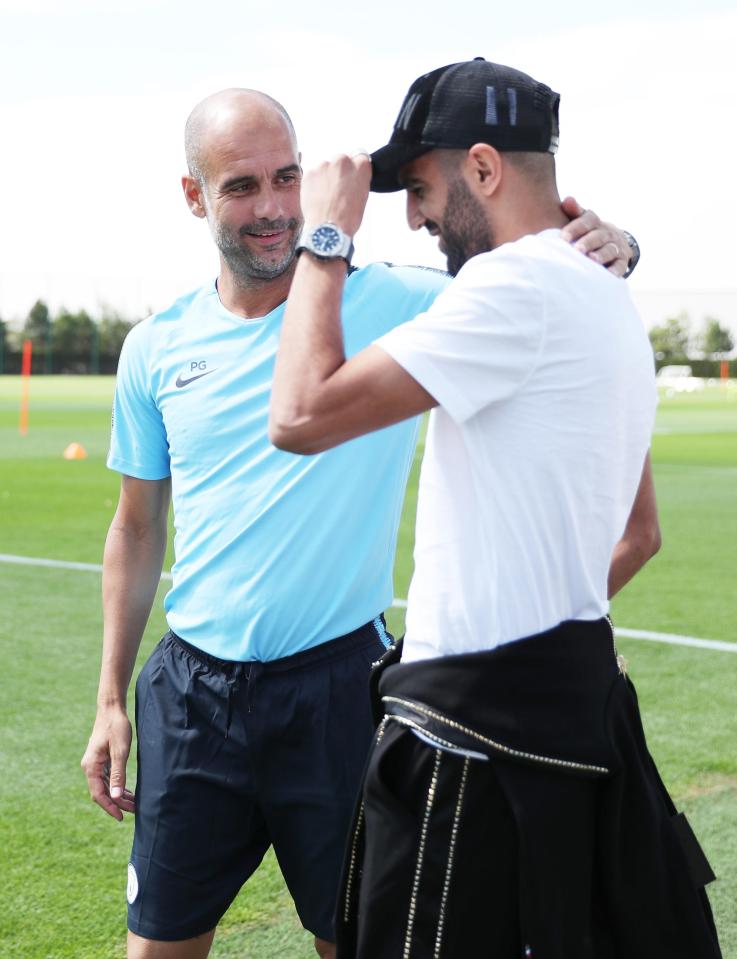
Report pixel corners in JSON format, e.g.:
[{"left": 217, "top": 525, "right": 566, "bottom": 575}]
[{"left": 175, "top": 369, "right": 217, "bottom": 388}]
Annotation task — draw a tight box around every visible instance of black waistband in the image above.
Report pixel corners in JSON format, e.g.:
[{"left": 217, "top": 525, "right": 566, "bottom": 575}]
[
  {"left": 167, "top": 616, "right": 387, "bottom": 676},
  {"left": 380, "top": 618, "right": 621, "bottom": 774}
]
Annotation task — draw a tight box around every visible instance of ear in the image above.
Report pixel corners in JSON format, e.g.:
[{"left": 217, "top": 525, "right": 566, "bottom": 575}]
[
  {"left": 181, "top": 174, "right": 207, "bottom": 219},
  {"left": 466, "top": 143, "right": 502, "bottom": 197}
]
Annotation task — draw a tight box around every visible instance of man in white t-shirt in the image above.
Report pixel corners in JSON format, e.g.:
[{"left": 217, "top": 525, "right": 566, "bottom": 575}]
[{"left": 270, "top": 59, "right": 721, "bottom": 958}]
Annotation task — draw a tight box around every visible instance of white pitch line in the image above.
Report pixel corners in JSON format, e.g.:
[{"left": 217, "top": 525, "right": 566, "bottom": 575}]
[
  {"left": 613, "top": 627, "right": 737, "bottom": 654},
  {"left": 1, "top": 553, "right": 734, "bottom": 653},
  {"left": 0, "top": 553, "right": 173, "bottom": 581},
  {"left": 0, "top": 553, "right": 105, "bottom": 573}
]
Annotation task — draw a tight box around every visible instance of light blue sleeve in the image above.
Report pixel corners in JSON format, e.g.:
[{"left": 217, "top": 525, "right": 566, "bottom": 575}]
[
  {"left": 107, "top": 322, "right": 171, "bottom": 480},
  {"left": 386, "top": 264, "right": 450, "bottom": 329}
]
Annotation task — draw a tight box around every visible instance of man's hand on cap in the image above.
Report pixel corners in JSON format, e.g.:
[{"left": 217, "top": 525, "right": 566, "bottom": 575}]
[
  {"left": 301, "top": 153, "right": 372, "bottom": 239},
  {"left": 560, "top": 196, "right": 632, "bottom": 278}
]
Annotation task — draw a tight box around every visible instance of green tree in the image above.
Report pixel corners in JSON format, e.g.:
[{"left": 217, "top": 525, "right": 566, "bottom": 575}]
[
  {"left": 98, "top": 307, "right": 134, "bottom": 368},
  {"left": 22, "top": 299, "right": 51, "bottom": 343},
  {"left": 22, "top": 299, "right": 53, "bottom": 371},
  {"left": 700, "top": 317, "right": 734, "bottom": 358},
  {"left": 0, "top": 316, "right": 6, "bottom": 374},
  {"left": 52, "top": 308, "right": 96, "bottom": 373},
  {"left": 648, "top": 311, "right": 690, "bottom": 363}
]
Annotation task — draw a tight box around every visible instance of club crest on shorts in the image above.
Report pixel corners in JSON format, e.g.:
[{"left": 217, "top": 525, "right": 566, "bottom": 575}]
[{"left": 127, "top": 863, "right": 139, "bottom": 904}]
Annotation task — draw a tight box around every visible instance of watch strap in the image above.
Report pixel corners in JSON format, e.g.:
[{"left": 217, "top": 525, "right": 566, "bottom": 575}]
[
  {"left": 296, "top": 223, "right": 354, "bottom": 265},
  {"left": 622, "top": 231, "right": 640, "bottom": 279}
]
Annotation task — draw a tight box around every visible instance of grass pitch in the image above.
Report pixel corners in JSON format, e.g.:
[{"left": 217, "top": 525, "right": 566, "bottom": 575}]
[{"left": 0, "top": 376, "right": 735, "bottom": 958}]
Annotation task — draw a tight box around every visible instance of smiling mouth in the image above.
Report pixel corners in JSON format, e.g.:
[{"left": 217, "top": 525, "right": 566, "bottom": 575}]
[{"left": 246, "top": 230, "right": 288, "bottom": 246}]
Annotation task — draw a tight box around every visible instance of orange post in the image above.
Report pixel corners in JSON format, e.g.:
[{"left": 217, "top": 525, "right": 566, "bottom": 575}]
[
  {"left": 19, "top": 339, "right": 32, "bottom": 436},
  {"left": 720, "top": 360, "right": 729, "bottom": 381}
]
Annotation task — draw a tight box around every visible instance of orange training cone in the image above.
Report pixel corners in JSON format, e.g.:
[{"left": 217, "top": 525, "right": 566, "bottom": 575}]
[{"left": 63, "top": 442, "right": 88, "bottom": 460}]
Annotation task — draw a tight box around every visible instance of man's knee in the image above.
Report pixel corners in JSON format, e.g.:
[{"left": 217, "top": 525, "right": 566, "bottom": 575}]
[
  {"left": 127, "top": 928, "right": 216, "bottom": 959},
  {"left": 314, "top": 936, "right": 336, "bottom": 959}
]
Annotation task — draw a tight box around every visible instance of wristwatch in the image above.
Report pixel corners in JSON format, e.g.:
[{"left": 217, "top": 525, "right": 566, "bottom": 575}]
[
  {"left": 622, "top": 231, "right": 640, "bottom": 279},
  {"left": 296, "top": 222, "right": 354, "bottom": 265}
]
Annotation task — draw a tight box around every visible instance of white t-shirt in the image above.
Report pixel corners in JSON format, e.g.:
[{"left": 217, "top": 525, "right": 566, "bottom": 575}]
[{"left": 376, "top": 229, "right": 657, "bottom": 663}]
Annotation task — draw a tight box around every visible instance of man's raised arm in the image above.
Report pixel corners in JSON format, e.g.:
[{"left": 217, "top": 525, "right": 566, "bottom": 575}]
[{"left": 270, "top": 155, "right": 641, "bottom": 455}]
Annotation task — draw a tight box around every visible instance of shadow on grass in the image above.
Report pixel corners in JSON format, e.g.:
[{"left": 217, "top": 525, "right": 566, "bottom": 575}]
[
  {"left": 680, "top": 780, "right": 737, "bottom": 952},
  {"left": 211, "top": 908, "right": 314, "bottom": 959}
]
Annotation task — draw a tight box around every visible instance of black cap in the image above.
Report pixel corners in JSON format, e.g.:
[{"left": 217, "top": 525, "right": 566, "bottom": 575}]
[{"left": 370, "top": 58, "right": 560, "bottom": 193}]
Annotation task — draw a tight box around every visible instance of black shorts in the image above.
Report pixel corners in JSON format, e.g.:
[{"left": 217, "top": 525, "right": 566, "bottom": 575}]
[{"left": 127, "top": 621, "right": 390, "bottom": 942}]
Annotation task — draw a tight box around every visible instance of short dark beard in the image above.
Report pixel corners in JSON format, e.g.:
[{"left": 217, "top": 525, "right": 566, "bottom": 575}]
[
  {"left": 212, "top": 216, "right": 302, "bottom": 285},
  {"left": 440, "top": 177, "right": 493, "bottom": 276}
]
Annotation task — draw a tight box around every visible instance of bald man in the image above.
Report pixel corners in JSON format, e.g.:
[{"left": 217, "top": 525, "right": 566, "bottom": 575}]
[{"left": 81, "top": 89, "right": 647, "bottom": 959}]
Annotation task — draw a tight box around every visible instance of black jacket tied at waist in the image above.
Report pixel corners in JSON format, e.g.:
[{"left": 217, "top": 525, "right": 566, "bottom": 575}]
[{"left": 366, "top": 617, "right": 721, "bottom": 958}]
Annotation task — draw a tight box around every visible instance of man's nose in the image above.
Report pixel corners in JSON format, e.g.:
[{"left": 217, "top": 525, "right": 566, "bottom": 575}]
[
  {"left": 405, "top": 193, "right": 425, "bottom": 232},
  {"left": 254, "top": 184, "right": 282, "bottom": 221}
]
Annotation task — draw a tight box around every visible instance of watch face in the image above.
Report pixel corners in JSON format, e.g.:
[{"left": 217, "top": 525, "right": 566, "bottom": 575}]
[{"left": 311, "top": 225, "right": 342, "bottom": 254}]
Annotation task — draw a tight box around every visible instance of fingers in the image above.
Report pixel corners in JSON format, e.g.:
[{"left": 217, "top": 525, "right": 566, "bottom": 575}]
[
  {"left": 112, "top": 787, "right": 137, "bottom": 814},
  {"left": 591, "top": 223, "right": 631, "bottom": 275},
  {"left": 313, "top": 151, "right": 372, "bottom": 182},
  {"left": 560, "top": 208, "right": 601, "bottom": 243},
  {"left": 81, "top": 749, "right": 125, "bottom": 821},
  {"left": 329, "top": 151, "right": 372, "bottom": 177},
  {"left": 560, "top": 204, "right": 631, "bottom": 276},
  {"left": 574, "top": 230, "right": 618, "bottom": 257},
  {"left": 576, "top": 237, "right": 627, "bottom": 268},
  {"left": 108, "top": 747, "right": 127, "bottom": 803},
  {"left": 301, "top": 152, "right": 372, "bottom": 236},
  {"left": 81, "top": 709, "right": 134, "bottom": 821},
  {"left": 561, "top": 214, "right": 630, "bottom": 274},
  {"left": 602, "top": 251, "right": 628, "bottom": 277},
  {"left": 573, "top": 222, "right": 630, "bottom": 273},
  {"left": 560, "top": 195, "right": 585, "bottom": 220},
  {"left": 102, "top": 760, "right": 136, "bottom": 811}
]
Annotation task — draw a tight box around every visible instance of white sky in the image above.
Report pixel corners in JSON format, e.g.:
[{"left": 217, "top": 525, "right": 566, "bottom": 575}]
[{"left": 0, "top": 0, "right": 735, "bottom": 334}]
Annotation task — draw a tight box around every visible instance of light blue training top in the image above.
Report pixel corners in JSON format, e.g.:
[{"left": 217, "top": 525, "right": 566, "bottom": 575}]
[{"left": 108, "top": 262, "right": 448, "bottom": 661}]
